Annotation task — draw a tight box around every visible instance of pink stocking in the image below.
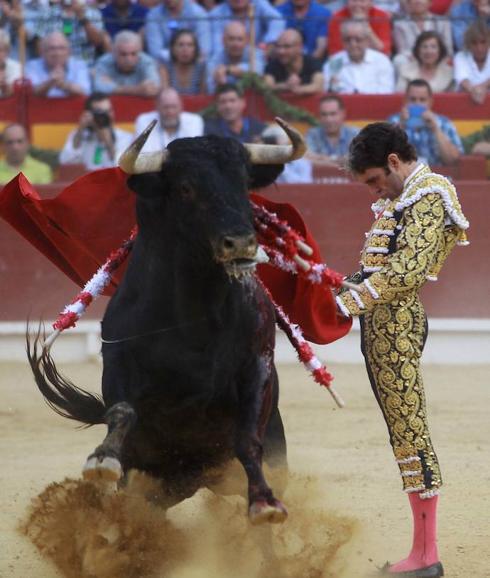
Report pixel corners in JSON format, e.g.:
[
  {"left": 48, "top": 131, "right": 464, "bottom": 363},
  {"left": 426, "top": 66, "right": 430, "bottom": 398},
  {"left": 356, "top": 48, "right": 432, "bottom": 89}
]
[{"left": 388, "top": 493, "right": 440, "bottom": 573}]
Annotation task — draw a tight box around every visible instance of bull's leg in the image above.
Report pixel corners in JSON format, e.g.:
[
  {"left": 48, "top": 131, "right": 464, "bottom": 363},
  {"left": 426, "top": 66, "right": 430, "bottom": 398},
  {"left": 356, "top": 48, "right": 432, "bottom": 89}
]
[
  {"left": 263, "top": 366, "right": 288, "bottom": 499},
  {"left": 235, "top": 367, "right": 288, "bottom": 525},
  {"left": 263, "top": 368, "right": 288, "bottom": 470},
  {"left": 83, "top": 401, "right": 136, "bottom": 482},
  {"left": 263, "top": 405, "right": 289, "bottom": 498},
  {"left": 235, "top": 430, "right": 288, "bottom": 525},
  {"left": 264, "top": 406, "right": 288, "bottom": 467}
]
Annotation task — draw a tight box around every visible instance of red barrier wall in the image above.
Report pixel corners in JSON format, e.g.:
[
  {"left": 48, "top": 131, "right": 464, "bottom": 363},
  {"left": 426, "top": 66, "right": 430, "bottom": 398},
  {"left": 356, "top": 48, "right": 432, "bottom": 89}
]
[
  {"left": 265, "top": 183, "right": 489, "bottom": 318},
  {"left": 1, "top": 181, "right": 488, "bottom": 322},
  {"left": 1, "top": 91, "right": 489, "bottom": 124},
  {"left": 2, "top": 91, "right": 488, "bottom": 150}
]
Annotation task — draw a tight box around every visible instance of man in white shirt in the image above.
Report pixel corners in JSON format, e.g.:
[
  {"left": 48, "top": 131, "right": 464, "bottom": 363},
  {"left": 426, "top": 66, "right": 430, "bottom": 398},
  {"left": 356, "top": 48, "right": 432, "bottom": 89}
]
[
  {"left": 323, "top": 20, "right": 395, "bottom": 94},
  {"left": 59, "top": 93, "right": 133, "bottom": 170},
  {"left": 133, "top": 88, "right": 204, "bottom": 153},
  {"left": 454, "top": 20, "right": 490, "bottom": 105}
]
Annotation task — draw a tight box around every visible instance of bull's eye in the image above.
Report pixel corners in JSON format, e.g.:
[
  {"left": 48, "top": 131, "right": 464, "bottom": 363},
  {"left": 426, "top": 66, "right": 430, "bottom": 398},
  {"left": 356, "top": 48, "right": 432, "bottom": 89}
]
[{"left": 180, "top": 183, "right": 196, "bottom": 202}]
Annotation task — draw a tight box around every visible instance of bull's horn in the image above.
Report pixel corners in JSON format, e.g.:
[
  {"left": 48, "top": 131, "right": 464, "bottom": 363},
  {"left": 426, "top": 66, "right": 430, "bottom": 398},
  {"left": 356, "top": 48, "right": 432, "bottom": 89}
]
[
  {"left": 118, "top": 119, "right": 168, "bottom": 174},
  {"left": 244, "top": 117, "right": 306, "bottom": 164}
]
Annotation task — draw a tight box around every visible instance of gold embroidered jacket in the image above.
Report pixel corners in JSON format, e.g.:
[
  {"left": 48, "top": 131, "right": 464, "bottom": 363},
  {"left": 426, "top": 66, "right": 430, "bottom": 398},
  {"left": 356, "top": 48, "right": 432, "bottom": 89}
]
[{"left": 336, "top": 164, "right": 469, "bottom": 317}]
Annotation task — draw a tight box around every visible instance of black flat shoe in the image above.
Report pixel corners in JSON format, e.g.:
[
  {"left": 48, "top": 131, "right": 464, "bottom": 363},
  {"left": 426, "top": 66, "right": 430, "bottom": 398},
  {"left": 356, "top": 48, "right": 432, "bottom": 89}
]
[{"left": 379, "top": 561, "right": 444, "bottom": 577}]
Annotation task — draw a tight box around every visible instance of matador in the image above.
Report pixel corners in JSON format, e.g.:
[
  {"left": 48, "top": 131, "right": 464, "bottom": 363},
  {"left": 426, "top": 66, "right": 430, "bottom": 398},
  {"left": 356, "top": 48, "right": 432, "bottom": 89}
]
[{"left": 336, "top": 122, "right": 469, "bottom": 578}]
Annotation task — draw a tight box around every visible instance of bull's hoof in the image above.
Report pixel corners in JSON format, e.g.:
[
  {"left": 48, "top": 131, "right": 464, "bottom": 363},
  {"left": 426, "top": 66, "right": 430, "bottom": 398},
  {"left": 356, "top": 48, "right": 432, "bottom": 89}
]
[
  {"left": 83, "top": 456, "right": 122, "bottom": 482},
  {"left": 249, "top": 498, "right": 288, "bottom": 525}
]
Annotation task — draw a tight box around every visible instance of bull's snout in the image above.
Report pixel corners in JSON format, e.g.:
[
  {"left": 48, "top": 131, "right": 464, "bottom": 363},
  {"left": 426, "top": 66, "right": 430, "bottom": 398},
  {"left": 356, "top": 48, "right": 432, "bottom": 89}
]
[{"left": 216, "top": 233, "right": 258, "bottom": 262}]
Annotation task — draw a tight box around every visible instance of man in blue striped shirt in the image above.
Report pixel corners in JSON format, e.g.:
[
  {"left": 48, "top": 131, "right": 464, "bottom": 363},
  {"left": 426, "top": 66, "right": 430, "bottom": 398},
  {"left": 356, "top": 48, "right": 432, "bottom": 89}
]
[
  {"left": 306, "top": 95, "right": 359, "bottom": 166},
  {"left": 388, "top": 79, "right": 463, "bottom": 166}
]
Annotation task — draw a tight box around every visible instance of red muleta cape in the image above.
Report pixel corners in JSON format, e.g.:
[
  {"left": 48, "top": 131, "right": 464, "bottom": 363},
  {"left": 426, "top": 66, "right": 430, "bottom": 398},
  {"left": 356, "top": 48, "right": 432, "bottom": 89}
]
[{"left": 0, "top": 169, "right": 352, "bottom": 344}]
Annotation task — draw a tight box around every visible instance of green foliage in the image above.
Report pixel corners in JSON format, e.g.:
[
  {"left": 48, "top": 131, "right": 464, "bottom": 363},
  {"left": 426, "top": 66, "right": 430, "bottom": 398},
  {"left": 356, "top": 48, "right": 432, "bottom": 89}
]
[
  {"left": 29, "top": 146, "right": 60, "bottom": 170},
  {"left": 461, "top": 124, "right": 490, "bottom": 154},
  {"left": 200, "top": 73, "right": 319, "bottom": 126}
]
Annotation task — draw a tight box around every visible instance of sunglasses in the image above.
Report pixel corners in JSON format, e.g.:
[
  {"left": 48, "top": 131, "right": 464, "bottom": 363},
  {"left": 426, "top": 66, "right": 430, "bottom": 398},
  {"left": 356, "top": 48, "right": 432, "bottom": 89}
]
[{"left": 343, "top": 35, "right": 366, "bottom": 42}]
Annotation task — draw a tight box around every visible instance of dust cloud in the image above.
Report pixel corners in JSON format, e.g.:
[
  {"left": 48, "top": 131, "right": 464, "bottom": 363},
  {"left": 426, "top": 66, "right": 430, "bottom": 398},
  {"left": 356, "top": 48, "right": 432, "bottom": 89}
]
[{"left": 21, "top": 463, "right": 358, "bottom": 578}]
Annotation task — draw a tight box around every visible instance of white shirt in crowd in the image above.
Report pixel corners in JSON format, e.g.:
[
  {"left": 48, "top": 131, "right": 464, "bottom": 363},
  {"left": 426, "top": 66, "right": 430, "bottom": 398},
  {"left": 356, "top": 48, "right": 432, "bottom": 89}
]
[
  {"left": 59, "top": 127, "right": 133, "bottom": 170},
  {"left": 276, "top": 158, "right": 313, "bottom": 184},
  {"left": 454, "top": 49, "right": 490, "bottom": 88},
  {"left": 4, "top": 58, "right": 21, "bottom": 84},
  {"left": 323, "top": 48, "right": 395, "bottom": 94},
  {"left": 134, "top": 111, "right": 204, "bottom": 153}
]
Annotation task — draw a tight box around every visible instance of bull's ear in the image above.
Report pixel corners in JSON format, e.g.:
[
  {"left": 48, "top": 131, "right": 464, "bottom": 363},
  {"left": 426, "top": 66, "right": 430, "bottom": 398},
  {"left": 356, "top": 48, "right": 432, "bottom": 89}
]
[
  {"left": 248, "top": 164, "right": 285, "bottom": 190},
  {"left": 127, "top": 173, "right": 167, "bottom": 198}
]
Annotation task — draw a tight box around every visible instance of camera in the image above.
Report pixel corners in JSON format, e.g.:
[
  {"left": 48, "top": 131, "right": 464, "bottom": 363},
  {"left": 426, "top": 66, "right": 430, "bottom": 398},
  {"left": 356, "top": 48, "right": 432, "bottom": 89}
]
[{"left": 92, "top": 110, "right": 111, "bottom": 128}]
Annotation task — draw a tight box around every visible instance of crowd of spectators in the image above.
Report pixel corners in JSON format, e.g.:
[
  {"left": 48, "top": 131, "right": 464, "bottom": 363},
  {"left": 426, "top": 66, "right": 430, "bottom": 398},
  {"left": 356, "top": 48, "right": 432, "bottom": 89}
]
[
  {"left": 0, "top": 0, "right": 487, "bottom": 99},
  {"left": 0, "top": 0, "right": 489, "bottom": 182}
]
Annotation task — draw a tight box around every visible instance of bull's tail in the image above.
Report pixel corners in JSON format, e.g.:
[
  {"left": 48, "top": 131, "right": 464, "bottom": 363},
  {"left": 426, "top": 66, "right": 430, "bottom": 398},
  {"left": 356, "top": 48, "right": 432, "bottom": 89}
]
[{"left": 26, "top": 325, "right": 106, "bottom": 426}]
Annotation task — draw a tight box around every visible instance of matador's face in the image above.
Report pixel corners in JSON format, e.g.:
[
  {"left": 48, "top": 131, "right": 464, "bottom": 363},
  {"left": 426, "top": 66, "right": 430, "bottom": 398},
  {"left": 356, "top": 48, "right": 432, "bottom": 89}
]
[
  {"left": 355, "top": 167, "right": 403, "bottom": 200},
  {"left": 355, "top": 155, "right": 419, "bottom": 200}
]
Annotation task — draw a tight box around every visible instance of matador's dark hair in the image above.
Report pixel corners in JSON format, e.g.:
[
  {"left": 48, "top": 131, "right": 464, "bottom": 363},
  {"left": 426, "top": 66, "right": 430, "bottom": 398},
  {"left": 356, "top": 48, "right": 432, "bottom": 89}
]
[{"left": 347, "top": 122, "right": 417, "bottom": 174}]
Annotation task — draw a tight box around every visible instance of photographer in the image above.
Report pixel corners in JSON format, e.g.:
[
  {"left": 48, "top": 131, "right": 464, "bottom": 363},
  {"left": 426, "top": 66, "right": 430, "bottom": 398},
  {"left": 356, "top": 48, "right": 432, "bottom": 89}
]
[{"left": 59, "top": 93, "right": 132, "bottom": 170}]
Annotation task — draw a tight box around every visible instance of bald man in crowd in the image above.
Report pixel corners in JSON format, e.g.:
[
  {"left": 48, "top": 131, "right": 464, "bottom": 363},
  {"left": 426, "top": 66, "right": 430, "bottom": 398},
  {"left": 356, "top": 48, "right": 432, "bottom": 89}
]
[
  {"left": 93, "top": 30, "right": 160, "bottom": 97},
  {"left": 264, "top": 28, "right": 324, "bottom": 95},
  {"left": 133, "top": 88, "right": 204, "bottom": 152},
  {"left": 24, "top": 31, "right": 91, "bottom": 98},
  {"left": 209, "top": 0, "right": 285, "bottom": 58},
  {"left": 207, "top": 22, "right": 266, "bottom": 93},
  {"left": 323, "top": 20, "right": 395, "bottom": 93}
]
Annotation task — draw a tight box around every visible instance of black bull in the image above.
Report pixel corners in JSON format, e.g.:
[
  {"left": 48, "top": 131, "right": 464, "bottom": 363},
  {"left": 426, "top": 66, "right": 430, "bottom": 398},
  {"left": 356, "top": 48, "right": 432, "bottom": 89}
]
[{"left": 27, "top": 135, "right": 292, "bottom": 524}]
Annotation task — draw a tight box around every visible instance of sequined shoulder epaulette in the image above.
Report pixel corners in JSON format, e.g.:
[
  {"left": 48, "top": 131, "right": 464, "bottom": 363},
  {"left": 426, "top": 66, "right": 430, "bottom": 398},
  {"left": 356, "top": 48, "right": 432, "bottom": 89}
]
[{"left": 395, "top": 165, "right": 469, "bottom": 236}]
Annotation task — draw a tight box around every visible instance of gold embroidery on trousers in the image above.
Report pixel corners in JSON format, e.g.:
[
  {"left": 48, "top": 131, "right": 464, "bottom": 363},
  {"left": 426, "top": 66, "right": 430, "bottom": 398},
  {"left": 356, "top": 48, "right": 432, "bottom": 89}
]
[{"left": 362, "top": 295, "right": 442, "bottom": 493}]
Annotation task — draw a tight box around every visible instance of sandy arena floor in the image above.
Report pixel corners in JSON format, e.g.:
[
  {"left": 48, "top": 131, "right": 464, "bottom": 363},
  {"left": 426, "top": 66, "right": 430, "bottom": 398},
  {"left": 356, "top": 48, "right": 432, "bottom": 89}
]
[{"left": 0, "top": 360, "right": 488, "bottom": 578}]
